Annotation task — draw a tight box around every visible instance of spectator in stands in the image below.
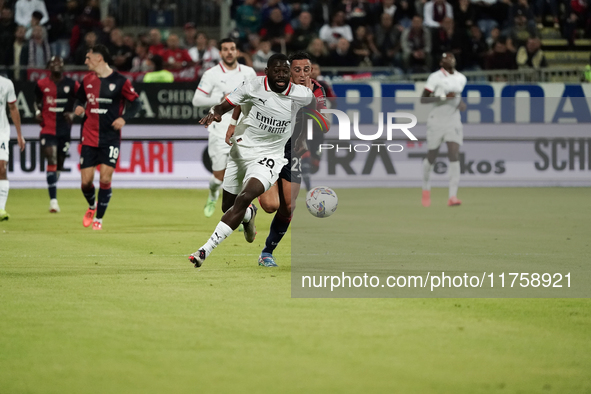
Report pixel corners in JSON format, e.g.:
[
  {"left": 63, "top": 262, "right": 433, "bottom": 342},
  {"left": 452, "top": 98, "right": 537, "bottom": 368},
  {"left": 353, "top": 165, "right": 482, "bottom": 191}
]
[
  {"left": 131, "top": 40, "right": 151, "bottom": 72},
  {"left": 432, "top": 17, "right": 463, "bottom": 69},
  {"left": 162, "top": 33, "right": 193, "bottom": 70},
  {"left": 486, "top": 25, "right": 500, "bottom": 47},
  {"left": 98, "top": 16, "right": 116, "bottom": 46},
  {"left": 505, "top": 9, "right": 538, "bottom": 51},
  {"left": 261, "top": 0, "right": 290, "bottom": 25},
  {"left": 123, "top": 33, "right": 136, "bottom": 50},
  {"left": 46, "top": 2, "right": 72, "bottom": 60},
  {"left": 311, "top": 0, "right": 336, "bottom": 29},
  {"left": 81, "top": 0, "right": 101, "bottom": 23},
  {"left": 143, "top": 55, "right": 175, "bottom": 82},
  {"left": 290, "top": 11, "right": 317, "bottom": 52},
  {"left": 535, "top": 0, "right": 560, "bottom": 29},
  {"left": 259, "top": 7, "right": 293, "bottom": 53},
  {"left": 351, "top": 25, "right": 379, "bottom": 66},
  {"left": 328, "top": 37, "right": 359, "bottom": 68},
  {"left": 307, "top": 37, "right": 330, "bottom": 66},
  {"left": 25, "top": 10, "right": 44, "bottom": 40},
  {"left": 148, "top": 28, "right": 165, "bottom": 56},
  {"left": 471, "top": 0, "right": 510, "bottom": 37},
  {"left": 341, "top": 0, "right": 373, "bottom": 31},
  {"left": 108, "top": 28, "right": 133, "bottom": 72},
  {"left": 401, "top": 15, "right": 432, "bottom": 72},
  {"left": 6, "top": 25, "right": 28, "bottom": 80},
  {"left": 188, "top": 31, "right": 221, "bottom": 71},
  {"left": 73, "top": 30, "right": 96, "bottom": 65},
  {"left": 462, "top": 25, "right": 489, "bottom": 70},
  {"left": 252, "top": 38, "right": 275, "bottom": 71},
  {"left": 565, "top": 0, "right": 591, "bottom": 46},
  {"left": 516, "top": 36, "right": 547, "bottom": 68},
  {"left": 15, "top": 0, "right": 48, "bottom": 27},
  {"left": 27, "top": 25, "right": 50, "bottom": 67},
  {"left": 319, "top": 10, "right": 353, "bottom": 50},
  {"left": 182, "top": 22, "right": 197, "bottom": 48},
  {"left": 69, "top": 5, "right": 101, "bottom": 58},
  {"left": 454, "top": 0, "right": 475, "bottom": 31},
  {"left": 235, "top": 0, "right": 261, "bottom": 44},
  {"left": 509, "top": 0, "right": 536, "bottom": 27},
  {"left": 373, "top": 13, "right": 402, "bottom": 66},
  {"left": 423, "top": 0, "right": 454, "bottom": 28},
  {"left": 373, "top": 0, "right": 416, "bottom": 28},
  {"left": 0, "top": 8, "right": 17, "bottom": 65},
  {"left": 485, "top": 38, "right": 517, "bottom": 69}
]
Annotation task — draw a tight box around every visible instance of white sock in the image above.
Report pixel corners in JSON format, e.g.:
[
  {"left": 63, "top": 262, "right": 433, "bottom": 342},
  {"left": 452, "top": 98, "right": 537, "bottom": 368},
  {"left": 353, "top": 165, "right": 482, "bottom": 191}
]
[
  {"left": 422, "top": 158, "right": 434, "bottom": 191},
  {"left": 0, "top": 180, "right": 8, "bottom": 210},
  {"left": 242, "top": 205, "right": 252, "bottom": 223},
  {"left": 449, "top": 161, "right": 460, "bottom": 198},
  {"left": 201, "top": 221, "right": 233, "bottom": 256},
  {"left": 208, "top": 175, "right": 222, "bottom": 201},
  {"left": 94, "top": 218, "right": 102, "bottom": 223}
]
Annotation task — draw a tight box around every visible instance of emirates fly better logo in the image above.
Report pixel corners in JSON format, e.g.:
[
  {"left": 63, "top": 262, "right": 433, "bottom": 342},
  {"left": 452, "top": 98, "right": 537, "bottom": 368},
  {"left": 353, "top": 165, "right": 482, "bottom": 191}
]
[{"left": 303, "top": 109, "right": 418, "bottom": 153}]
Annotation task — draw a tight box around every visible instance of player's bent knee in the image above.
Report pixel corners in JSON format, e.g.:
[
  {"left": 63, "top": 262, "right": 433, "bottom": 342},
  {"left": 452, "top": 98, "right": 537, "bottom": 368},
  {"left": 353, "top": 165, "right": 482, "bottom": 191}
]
[{"left": 260, "top": 199, "right": 279, "bottom": 214}]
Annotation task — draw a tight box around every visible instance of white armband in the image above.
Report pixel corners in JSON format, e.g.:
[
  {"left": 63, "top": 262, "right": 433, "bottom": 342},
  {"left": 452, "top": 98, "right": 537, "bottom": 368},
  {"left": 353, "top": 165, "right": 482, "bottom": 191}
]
[
  {"left": 35, "top": 109, "right": 41, "bottom": 116},
  {"left": 229, "top": 118, "right": 237, "bottom": 126}
]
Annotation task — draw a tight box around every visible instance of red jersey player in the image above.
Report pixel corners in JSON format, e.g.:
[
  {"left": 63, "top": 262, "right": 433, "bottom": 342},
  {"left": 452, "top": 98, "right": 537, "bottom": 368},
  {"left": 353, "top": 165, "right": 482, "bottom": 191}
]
[
  {"left": 35, "top": 56, "right": 79, "bottom": 213},
  {"left": 74, "top": 45, "right": 141, "bottom": 230}
]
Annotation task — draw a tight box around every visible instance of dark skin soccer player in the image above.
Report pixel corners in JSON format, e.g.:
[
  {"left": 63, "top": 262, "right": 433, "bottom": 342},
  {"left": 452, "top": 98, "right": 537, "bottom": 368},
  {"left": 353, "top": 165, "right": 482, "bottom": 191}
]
[{"left": 35, "top": 56, "right": 79, "bottom": 213}]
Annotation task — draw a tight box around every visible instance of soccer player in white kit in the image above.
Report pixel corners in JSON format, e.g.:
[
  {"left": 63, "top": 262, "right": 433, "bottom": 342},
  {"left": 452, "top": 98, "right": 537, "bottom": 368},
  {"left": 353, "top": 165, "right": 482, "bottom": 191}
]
[
  {"left": 192, "top": 38, "right": 257, "bottom": 218},
  {"left": 420, "top": 52, "right": 467, "bottom": 207},
  {"left": 0, "top": 75, "right": 26, "bottom": 221},
  {"left": 189, "top": 54, "right": 314, "bottom": 267}
]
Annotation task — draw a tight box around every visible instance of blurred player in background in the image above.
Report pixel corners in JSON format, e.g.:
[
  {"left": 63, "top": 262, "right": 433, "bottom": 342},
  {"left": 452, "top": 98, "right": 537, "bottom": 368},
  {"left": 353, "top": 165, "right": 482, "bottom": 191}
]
[
  {"left": 192, "top": 38, "right": 257, "bottom": 218},
  {"left": 256, "top": 51, "right": 330, "bottom": 267},
  {"left": 74, "top": 45, "right": 141, "bottom": 230},
  {"left": 189, "top": 54, "right": 313, "bottom": 268},
  {"left": 35, "top": 56, "right": 79, "bottom": 213},
  {"left": 0, "top": 75, "right": 26, "bottom": 221},
  {"left": 420, "top": 52, "right": 467, "bottom": 207}
]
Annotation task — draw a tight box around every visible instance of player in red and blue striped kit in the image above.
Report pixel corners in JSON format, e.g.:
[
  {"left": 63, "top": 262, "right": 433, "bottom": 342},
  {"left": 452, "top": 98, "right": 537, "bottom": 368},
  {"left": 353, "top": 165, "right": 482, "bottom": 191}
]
[
  {"left": 74, "top": 45, "right": 141, "bottom": 230},
  {"left": 35, "top": 56, "right": 79, "bottom": 213}
]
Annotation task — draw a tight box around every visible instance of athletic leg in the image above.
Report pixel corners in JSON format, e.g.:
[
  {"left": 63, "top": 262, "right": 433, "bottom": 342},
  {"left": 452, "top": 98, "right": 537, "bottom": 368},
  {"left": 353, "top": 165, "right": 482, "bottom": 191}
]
[{"left": 446, "top": 141, "right": 461, "bottom": 206}]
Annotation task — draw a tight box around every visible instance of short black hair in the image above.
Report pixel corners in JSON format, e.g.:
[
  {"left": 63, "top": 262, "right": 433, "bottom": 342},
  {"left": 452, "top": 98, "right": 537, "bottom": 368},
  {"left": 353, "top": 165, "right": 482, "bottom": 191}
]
[
  {"left": 219, "top": 37, "right": 236, "bottom": 49},
  {"left": 32, "top": 11, "right": 43, "bottom": 20},
  {"left": 89, "top": 44, "right": 111, "bottom": 65},
  {"left": 267, "top": 53, "right": 289, "bottom": 68},
  {"left": 151, "top": 54, "right": 164, "bottom": 71},
  {"left": 288, "top": 51, "right": 311, "bottom": 63}
]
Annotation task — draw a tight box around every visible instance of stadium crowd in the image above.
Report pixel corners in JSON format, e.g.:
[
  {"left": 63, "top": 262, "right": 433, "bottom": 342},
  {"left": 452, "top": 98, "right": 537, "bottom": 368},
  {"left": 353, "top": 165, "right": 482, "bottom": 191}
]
[{"left": 0, "top": 0, "right": 589, "bottom": 76}]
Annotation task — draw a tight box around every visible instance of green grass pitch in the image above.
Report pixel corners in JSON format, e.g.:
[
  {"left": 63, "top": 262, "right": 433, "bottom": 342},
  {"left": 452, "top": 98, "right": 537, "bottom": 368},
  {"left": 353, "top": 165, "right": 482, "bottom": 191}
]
[{"left": 1, "top": 187, "right": 590, "bottom": 393}]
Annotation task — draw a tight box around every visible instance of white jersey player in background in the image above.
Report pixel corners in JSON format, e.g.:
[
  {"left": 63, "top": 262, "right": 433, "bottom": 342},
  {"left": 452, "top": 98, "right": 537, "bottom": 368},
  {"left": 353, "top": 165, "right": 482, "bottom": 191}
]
[
  {"left": 189, "top": 54, "right": 313, "bottom": 268},
  {"left": 0, "top": 76, "right": 26, "bottom": 221},
  {"left": 192, "top": 38, "right": 257, "bottom": 218},
  {"left": 420, "top": 52, "right": 467, "bottom": 207}
]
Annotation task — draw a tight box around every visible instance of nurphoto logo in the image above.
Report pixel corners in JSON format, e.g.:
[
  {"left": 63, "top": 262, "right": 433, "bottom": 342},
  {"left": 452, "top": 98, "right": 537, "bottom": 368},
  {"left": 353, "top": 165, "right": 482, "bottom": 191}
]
[{"left": 304, "top": 109, "right": 418, "bottom": 153}]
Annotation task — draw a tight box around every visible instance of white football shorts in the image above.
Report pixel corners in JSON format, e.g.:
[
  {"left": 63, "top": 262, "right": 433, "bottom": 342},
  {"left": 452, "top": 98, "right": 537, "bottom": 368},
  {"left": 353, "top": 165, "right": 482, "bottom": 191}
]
[
  {"left": 222, "top": 155, "right": 287, "bottom": 195},
  {"left": 426, "top": 125, "right": 463, "bottom": 151},
  {"left": 0, "top": 140, "right": 9, "bottom": 161}
]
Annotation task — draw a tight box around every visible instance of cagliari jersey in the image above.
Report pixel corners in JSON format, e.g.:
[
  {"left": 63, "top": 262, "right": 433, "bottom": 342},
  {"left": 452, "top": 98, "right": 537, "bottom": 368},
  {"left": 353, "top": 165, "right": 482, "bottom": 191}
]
[
  {"left": 0, "top": 76, "right": 17, "bottom": 141},
  {"left": 76, "top": 71, "right": 139, "bottom": 147},
  {"left": 424, "top": 68, "right": 467, "bottom": 129},
  {"left": 196, "top": 62, "right": 257, "bottom": 137},
  {"left": 225, "top": 76, "right": 313, "bottom": 160},
  {"left": 35, "top": 76, "right": 79, "bottom": 137}
]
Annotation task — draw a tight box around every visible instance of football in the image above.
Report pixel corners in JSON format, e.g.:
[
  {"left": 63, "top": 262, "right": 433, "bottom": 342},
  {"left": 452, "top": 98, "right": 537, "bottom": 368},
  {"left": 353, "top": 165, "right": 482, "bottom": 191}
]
[{"left": 305, "top": 186, "right": 338, "bottom": 218}]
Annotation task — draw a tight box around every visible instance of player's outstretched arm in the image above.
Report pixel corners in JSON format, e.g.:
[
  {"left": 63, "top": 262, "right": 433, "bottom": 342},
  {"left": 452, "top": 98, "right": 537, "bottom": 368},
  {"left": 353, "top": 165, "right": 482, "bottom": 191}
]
[
  {"left": 8, "top": 102, "right": 25, "bottom": 151},
  {"left": 200, "top": 99, "right": 234, "bottom": 127}
]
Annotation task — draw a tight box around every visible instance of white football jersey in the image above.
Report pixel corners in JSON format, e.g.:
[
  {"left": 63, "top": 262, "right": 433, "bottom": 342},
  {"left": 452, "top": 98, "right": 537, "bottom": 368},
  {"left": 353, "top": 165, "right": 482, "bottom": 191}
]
[
  {"left": 196, "top": 63, "right": 257, "bottom": 136},
  {"left": 226, "top": 76, "right": 313, "bottom": 160},
  {"left": 424, "top": 68, "right": 467, "bottom": 128},
  {"left": 0, "top": 76, "right": 17, "bottom": 140}
]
